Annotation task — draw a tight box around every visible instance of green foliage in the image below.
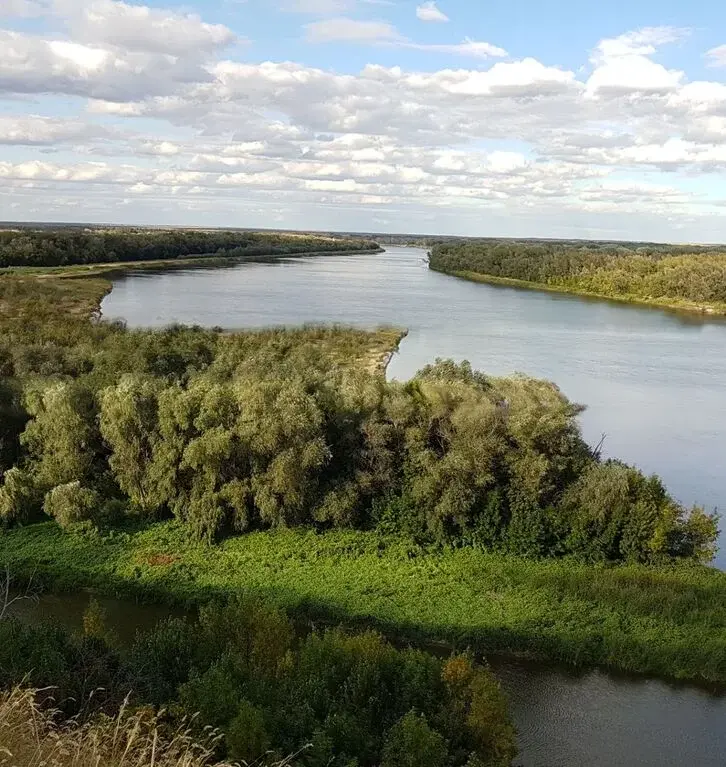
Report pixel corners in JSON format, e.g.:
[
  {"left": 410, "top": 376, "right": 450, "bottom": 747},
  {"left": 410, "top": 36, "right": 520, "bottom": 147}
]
[
  {"left": 381, "top": 711, "right": 448, "bottom": 767},
  {"left": 21, "top": 381, "right": 100, "bottom": 491},
  {"left": 429, "top": 240, "right": 726, "bottom": 311},
  {"left": 0, "top": 377, "right": 26, "bottom": 475},
  {"left": 0, "top": 596, "right": 517, "bottom": 766},
  {"left": 43, "top": 481, "right": 100, "bottom": 529},
  {"left": 2, "top": 522, "right": 725, "bottom": 683},
  {"left": 0, "top": 229, "right": 379, "bottom": 269},
  {"left": 126, "top": 618, "right": 197, "bottom": 705},
  {"left": 0, "top": 467, "right": 40, "bottom": 526},
  {"left": 226, "top": 700, "right": 271, "bottom": 763},
  {"left": 0, "top": 619, "right": 124, "bottom": 716}
]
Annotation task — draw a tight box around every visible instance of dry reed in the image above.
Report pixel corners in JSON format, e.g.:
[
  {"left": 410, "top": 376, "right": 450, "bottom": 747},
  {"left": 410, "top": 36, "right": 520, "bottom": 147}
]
[{"left": 0, "top": 687, "right": 293, "bottom": 767}]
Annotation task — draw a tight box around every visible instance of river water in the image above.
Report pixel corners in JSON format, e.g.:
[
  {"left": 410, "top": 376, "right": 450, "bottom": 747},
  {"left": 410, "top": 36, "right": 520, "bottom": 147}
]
[{"left": 100, "top": 246, "right": 726, "bottom": 765}]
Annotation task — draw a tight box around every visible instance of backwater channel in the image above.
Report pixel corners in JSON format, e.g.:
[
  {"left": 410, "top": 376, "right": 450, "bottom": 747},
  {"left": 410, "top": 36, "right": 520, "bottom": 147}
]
[{"left": 76, "top": 245, "right": 726, "bottom": 765}]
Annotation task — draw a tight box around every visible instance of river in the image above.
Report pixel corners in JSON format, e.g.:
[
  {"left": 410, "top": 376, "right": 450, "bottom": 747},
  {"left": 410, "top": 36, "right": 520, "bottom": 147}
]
[{"left": 100, "top": 246, "right": 726, "bottom": 765}]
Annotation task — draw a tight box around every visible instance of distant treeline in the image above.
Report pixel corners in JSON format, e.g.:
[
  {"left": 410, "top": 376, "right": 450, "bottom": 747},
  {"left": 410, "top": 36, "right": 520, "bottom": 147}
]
[
  {"left": 0, "top": 273, "right": 716, "bottom": 563},
  {"left": 0, "top": 229, "right": 379, "bottom": 268},
  {"left": 429, "top": 240, "right": 726, "bottom": 308}
]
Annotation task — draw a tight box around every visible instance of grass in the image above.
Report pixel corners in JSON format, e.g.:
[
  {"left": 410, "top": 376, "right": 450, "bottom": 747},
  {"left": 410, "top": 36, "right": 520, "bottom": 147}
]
[
  {"left": 0, "top": 686, "right": 284, "bottom": 767},
  {"left": 1, "top": 522, "right": 725, "bottom": 685},
  {"left": 0, "top": 274, "right": 112, "bottom": 320},
  {"left": 432, "top": 267, "right": 726, "bottom": 317}
]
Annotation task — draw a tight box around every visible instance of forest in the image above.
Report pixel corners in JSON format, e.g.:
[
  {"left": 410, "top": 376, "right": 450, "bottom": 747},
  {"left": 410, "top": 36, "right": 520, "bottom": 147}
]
[
  {"left": 0, "top": 228, "right": 379, "bottom": 268},
  {"left": 429, "top": 239, "right": 726, "bottom": 311}
]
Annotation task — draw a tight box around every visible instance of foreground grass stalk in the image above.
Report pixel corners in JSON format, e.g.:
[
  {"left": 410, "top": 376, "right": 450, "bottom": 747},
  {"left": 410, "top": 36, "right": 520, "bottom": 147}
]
[{"left": 0, "top": 687, "right": 249, "bottom": 767}]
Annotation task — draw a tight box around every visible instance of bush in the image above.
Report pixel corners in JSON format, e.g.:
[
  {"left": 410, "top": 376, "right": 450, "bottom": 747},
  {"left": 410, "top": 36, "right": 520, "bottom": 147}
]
[
  {"left": 43, "top": 482, "right": 100, "bottom": 529},
  {"left": 381, "top": 711, "right": 448, "bottom": 767},
  {"left": 226, "top": 700, "right": 271, "bottom": 763},
  {"left": 0, "top": 467, "right": 40, "bottom": 527}
]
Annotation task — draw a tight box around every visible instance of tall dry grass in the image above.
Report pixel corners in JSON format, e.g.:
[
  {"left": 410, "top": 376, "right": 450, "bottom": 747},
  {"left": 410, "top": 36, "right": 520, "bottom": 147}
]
[{"left": 0, "top": 687, "right": 291, "bottom": 767}]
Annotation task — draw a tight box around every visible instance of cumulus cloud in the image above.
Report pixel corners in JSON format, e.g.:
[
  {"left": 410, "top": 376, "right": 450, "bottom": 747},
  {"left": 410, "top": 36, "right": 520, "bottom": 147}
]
[
  {"left": 587, "top": 27, "right": 686, "bottom": 96},
  {"left": 60, "top": 0, "right": 237, "bottom": 55},
  {"left": 416, "top": 2, "right": 449, "bottom": 23},
  {"left": 0, "top": 29, "right": 214, "bottom": 101},
  {"left": 0, "top": 114, "right": 110, "bottom": 144},
  {"left": 0, "top": 4, "right": 725, "bottom": 238}
]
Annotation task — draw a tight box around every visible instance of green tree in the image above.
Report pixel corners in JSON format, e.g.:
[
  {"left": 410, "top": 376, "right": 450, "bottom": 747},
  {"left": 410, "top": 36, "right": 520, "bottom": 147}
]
[
  {"left": 381, "top": 711, "right": 448, "bottom": 767},
  {"left": 0, "top": 467, "right": 39, "bottom": 527},
  {"left": 43, "top": 481, "right": 100, "bottom": 529}
]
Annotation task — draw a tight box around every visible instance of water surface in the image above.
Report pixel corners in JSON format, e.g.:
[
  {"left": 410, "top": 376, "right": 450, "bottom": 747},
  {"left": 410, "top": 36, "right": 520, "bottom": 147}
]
[{"left": 103, "top": 246, "right": 726, "bottom": 567}]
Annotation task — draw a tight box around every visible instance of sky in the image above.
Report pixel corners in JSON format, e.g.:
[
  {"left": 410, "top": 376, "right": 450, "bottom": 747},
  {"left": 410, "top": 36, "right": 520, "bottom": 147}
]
[{"left": 1, "top": 0, "right": 726, "bottom": 241}]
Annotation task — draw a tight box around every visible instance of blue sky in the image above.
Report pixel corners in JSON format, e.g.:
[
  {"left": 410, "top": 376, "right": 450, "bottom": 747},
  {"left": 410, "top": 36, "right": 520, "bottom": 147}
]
[{"left": 1, "top": 0, "right": 726, "bottom": 240}]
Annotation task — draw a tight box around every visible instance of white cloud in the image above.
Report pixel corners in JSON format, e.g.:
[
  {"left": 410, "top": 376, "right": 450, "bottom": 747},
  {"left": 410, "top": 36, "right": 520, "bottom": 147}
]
[
  {"left": 705, "top": 45, "right": 726, "bottom": 68},
  {"left": 304, "top": 17, "right": 402, "bottom": 43},
  {"left": 416, "top": 1, "right": 449, "bottom": 23},
  {"left": 283, "top": 0, "right": 354, "bottom": 12},
  {"left": 303, "top": 17, "right": 504, "bottom": 58},
  {"left": 587, "top": 26, "right": 686, "bottom": 97},
  {"left": 424, "top": 59, "right": 576, "bottom": 96},
  {"left": 63, "top": 0, "right": 236, "bottom": 55},
  {"left": 0, "top": 114, "right": 109, "bottom": 144},
  {"left": 406, "top": 38, "right": 507, "bottom": 58},
  {"left": 592, "top": 26, "right": 688, "bottom": 63},
  {"left": 0, "top": 29, "right": 214, "bottom": 101},
  {"left": 0, "top": 0, "right": 45, "bottom": 17}
]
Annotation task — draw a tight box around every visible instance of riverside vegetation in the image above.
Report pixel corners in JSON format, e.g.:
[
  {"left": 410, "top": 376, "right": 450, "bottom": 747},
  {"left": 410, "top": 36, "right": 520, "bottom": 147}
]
[
  {"left": 0, "top": 598, "right": 516, "bottom": 766},
  {"left": 429, "top": 239, "right": 726, "bottom": 314},
  {"left": 0, "top": 231, "right": 724, "bottom": 763},
  {"left": 0, "top": 228, "right": 380, "bottom": 269}
]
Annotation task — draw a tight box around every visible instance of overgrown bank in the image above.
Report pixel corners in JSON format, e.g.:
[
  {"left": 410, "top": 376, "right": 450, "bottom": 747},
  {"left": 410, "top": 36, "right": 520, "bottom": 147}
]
[
  {"left": 0, "top": 597, "right": 516, "bottom": 767},
  {"left": 429, "top": 240, "right": 726, "bottom": 315},
  {"left": 2, "top": 522, "right": 725, "bottom": 684},
  {"left": 0, "top": 228, "right": 381, "bottom": 269}
]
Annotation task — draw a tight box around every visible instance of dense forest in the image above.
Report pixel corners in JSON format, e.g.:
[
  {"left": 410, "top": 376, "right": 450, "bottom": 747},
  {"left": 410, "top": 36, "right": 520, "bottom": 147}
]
[
  {"left": 0, "top": 273, "right": 716, "bottom": 563},
  {"left": 0, "top": 228, "right": 379, "bottom": 268},
  {"left": 429, "top": 240, "right": 726, "bottom": 310},
  {"left": 0, "top": 597, "right": 515, "bottom": 766}
]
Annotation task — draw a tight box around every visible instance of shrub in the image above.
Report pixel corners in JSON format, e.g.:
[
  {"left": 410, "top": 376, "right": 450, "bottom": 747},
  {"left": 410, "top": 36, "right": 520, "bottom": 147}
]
[
  {"left": 0, "top": 467, "right": 40, "bottom": 527},
  {"left": 381, "top": 711, "right": 448, "bottom": 767},
  {"left": 43, "top": 482, "right": 100, "bottom": 529}
]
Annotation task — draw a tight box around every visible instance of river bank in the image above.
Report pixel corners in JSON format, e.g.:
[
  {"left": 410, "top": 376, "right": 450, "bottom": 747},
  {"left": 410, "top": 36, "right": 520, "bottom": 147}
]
[
  {"left": 7, "top": 246, "right": 383, "bottom": 278},
  {"left": 2, "top": 521, "right": 725, "bottom": 686},
  {"left": 430, "top": 265, "right": 726, "bottom": 317}
]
